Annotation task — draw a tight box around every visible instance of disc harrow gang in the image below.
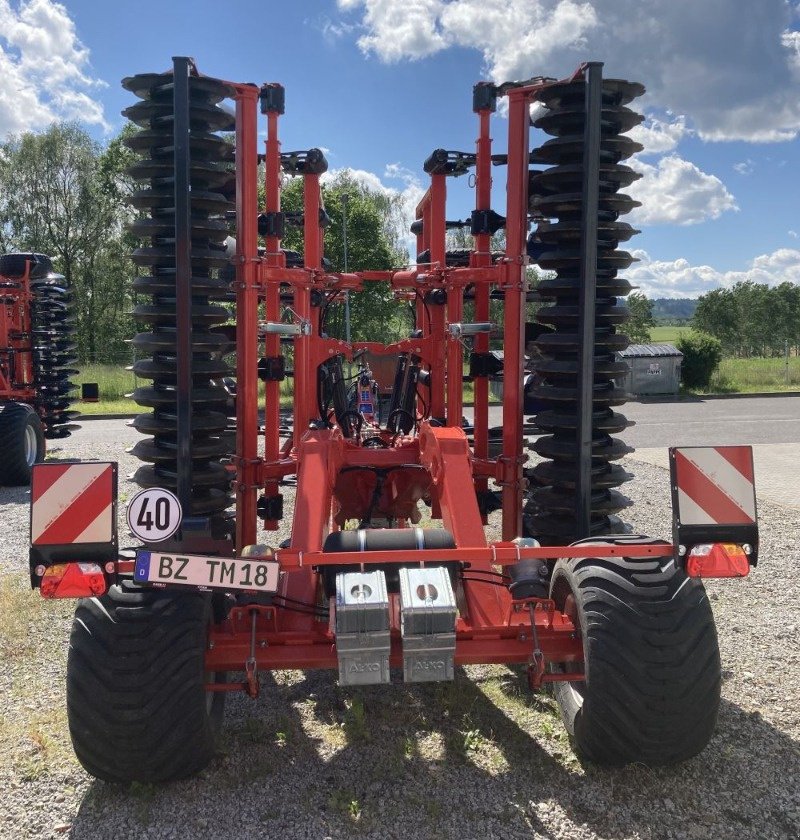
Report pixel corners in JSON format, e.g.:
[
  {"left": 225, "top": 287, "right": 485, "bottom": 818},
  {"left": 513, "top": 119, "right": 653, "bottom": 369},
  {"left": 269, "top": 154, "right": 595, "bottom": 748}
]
[
  {"left": 30, "top": 273, "right": 81, "bottom": 438},
  {"left": 525, "top": 78, "right": 645, "bottom": 543},
  {"left": 123, "top": 70, "right": 237, "bottom": 517},
  {"left": 0, "top": 252, "right": 80, "bottom": 441}
]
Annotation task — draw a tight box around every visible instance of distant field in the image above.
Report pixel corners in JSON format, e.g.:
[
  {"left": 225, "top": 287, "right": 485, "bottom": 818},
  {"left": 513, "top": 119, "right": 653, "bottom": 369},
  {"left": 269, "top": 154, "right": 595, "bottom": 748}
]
[
  {"left": 648, "top": 325, "right": 690, "bottom": 344},
  {"left": 70, "top": 349, "right": 800, "bottom": 415}
]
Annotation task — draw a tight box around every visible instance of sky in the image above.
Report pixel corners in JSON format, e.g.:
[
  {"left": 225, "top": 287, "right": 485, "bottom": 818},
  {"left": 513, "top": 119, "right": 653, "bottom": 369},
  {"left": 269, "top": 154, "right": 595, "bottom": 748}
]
[{"left": 1, "top": 0, "right": 799, "bottom": 299}]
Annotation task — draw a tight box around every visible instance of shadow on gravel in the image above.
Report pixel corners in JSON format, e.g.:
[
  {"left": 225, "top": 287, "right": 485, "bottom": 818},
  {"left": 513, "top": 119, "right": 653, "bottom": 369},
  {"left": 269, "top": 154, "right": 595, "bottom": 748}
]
[
  {"left": 0, "top": 485, "right": 30, "bottom": 506},
  {"left": 68, "top": 667, "right": 800, "bottom": 840},
  {"left": 0, "top": 448, "right": 75, "bottom": 506}
]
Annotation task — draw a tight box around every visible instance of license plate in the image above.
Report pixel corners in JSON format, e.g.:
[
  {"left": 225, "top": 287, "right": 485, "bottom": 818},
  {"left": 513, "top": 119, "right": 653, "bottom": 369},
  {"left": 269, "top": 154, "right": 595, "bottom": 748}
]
[{"left": 134, "top": 550, "right": 280, "bottom": 593}]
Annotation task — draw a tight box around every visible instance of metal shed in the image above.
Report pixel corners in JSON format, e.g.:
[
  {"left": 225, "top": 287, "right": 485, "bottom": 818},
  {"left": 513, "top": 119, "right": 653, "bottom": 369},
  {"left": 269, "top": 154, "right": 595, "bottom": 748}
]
[{"left": 617, "top": 343, "right": 683, "bottom": 396}]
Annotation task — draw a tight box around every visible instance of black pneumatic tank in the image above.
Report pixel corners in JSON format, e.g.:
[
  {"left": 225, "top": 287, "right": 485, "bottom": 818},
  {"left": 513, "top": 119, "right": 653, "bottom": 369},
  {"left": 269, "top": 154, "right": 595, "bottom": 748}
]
[
  {"left": 524, "top": 77, "right": 645, "bottom": 543},
  {"left": 122, "top": 70, "right": 236, "bottom": 517}
]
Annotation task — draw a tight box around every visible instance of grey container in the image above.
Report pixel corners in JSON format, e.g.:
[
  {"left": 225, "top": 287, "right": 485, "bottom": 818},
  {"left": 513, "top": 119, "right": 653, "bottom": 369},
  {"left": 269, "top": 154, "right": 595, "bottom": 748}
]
[
  {"left": 335, "top": 570, "right": 391, "bottom": 686},
  {"left": 616, "top": 343, "right": 683, "bottom": 396},
  {"left": 399, "top": 567, "right": 457, "bottom": 683}
]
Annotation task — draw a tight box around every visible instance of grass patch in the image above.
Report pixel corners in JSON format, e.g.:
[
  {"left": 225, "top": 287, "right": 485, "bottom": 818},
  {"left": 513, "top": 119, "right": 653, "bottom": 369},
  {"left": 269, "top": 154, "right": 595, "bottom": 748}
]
[
  {"left": 708, "top": 356, "right": 800, "bottom": 393},
  {"left": 73, "top": 363, "right": 136, "bottom": 401},
  {"left": 0, "top": 572, "right": 47, "bottom": 659},
  {"left": 650, "top": 325, "right": 690, "bottom": 343}
]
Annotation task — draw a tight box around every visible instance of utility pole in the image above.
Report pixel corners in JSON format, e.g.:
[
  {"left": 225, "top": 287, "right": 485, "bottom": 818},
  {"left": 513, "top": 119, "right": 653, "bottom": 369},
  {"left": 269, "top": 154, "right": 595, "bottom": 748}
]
[{"left": 342, "top": 193, "right": 351, "bottom": 344}]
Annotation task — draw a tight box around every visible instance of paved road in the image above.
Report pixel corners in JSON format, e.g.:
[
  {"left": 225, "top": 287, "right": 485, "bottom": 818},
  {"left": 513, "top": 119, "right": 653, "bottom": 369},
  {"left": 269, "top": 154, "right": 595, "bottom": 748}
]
[
  {"left": 470, "top": 394, "right": 800, "bottom": 448},
  {"left": 72, "top": 395, "right": 800, "bottom": 510}
]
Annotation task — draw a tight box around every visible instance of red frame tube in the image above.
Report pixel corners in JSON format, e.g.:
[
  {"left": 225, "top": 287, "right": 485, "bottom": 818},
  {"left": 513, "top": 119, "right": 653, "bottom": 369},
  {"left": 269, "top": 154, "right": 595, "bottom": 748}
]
[
  {"left": 234, "top": 84, "right": 260, "bottom": 549},
  {"left": 262, "top": 100, "right": 285, "bottom": 530},
  {"left": 500, "top": 88, "right": 531, "bottom": 539}
]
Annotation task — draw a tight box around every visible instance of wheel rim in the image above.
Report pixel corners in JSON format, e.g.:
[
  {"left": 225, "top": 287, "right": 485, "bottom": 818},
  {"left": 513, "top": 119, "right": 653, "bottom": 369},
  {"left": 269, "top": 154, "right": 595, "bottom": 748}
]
[
  {"left": 557, "top": 591, "right": 586, "bottom": 706},
  {"left": 24, "top": 423, "right": 38, "bottom": 466}
]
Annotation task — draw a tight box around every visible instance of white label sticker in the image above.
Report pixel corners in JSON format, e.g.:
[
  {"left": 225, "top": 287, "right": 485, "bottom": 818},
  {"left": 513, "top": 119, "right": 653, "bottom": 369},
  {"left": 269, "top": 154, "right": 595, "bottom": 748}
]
[{"left": 127, "top": 488, "right": 183, "bottom": 543}]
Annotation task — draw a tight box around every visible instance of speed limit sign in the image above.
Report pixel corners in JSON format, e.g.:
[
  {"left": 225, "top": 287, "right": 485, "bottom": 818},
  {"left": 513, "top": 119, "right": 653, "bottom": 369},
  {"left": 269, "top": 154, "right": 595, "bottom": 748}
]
[{"left": 127, "top": 488, "right": 183, "bottom": 543}]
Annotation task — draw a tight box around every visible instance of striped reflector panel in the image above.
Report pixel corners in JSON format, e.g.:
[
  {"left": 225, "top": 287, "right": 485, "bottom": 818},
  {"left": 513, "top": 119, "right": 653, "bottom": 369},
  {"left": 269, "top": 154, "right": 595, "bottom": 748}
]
[
  {"left": 672, "top": 446, "right": 756, "bottom": 526},
  {"left": 31, "top": 463, "right": 115, "bottom": 545}
]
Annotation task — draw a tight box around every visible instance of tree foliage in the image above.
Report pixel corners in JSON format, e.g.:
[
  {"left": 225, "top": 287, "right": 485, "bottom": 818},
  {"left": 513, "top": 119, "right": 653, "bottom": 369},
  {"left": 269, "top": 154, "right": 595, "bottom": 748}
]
[
  {"left": 625, "top": 292, "right": 656, "bottom": 344},
  {"left": 693, "top": 281, "right": 800, "bottom": 357},
  {"left": 280, "top": 171, "right": 411, "bottom": 342},
  {"left": 0, "top": 123, "right": 135, "bottom": 362},
  {"left": 677, "top": 331, "right": 723, "bottom": 389}
]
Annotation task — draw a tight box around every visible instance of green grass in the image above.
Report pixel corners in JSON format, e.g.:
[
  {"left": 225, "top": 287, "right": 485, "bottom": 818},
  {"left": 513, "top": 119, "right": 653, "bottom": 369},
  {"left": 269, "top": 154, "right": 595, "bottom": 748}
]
[
  {"left": 708, "top": 356, "right": 800, "bottom": 393},
  {"left": 68, "top": 350, "right": 800, "bottom": 416},
  {"left": 73, "top": 363, "right": 136, "bottom": 401},
  {"left": 649, "top": 325, "right": 691, "bottom": 344}
]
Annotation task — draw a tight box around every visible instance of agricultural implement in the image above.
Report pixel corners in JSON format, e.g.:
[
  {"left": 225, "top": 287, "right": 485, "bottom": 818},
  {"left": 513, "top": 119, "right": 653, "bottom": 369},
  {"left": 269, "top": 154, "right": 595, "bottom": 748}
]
[
  {"left": 29, "top": 58, "right": 759, "bottom": 782},
  {"left": 0, "top": 252, "right": 79, "bottom": 485}
]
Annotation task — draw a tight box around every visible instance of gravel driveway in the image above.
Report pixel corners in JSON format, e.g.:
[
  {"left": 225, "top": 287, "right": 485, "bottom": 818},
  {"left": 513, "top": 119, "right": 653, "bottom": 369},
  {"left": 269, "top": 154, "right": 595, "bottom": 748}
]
[{"left": 1, "top": 420, "right": 798, "bottom": 840}]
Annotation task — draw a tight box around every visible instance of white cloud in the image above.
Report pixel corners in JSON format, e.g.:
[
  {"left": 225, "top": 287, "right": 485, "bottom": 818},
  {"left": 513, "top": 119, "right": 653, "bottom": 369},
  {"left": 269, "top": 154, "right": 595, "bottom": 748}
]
[
  {"left": 733, "top": 159, "right": 755, "bottom": 175},
  {"left": 627, "top": 115, "right": 687, "bottom": 156},
  {"left": 0, "top": 0, "right": 106, "bottom": 137},
  {"left": 626, "top": 248, "right": 800, "bottom": 298},
  {"left": 789, "top": 230, "right": 798, "bottom": 239},
  {"left": 628, "top": 156, "right": 737, "bottom": 226},
  {"left": 337, "top": 0, "right": 800, "bottom": 142}
]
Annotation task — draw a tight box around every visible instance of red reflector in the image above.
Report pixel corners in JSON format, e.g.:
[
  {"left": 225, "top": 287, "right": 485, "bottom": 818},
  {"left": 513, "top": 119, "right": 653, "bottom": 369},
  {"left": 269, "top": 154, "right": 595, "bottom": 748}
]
[
  {"left": 686, "top": 544, "right": 750, "bottom": 579},
  {"left": 39, "top": 563, "right": 107, "bottom": 599}
]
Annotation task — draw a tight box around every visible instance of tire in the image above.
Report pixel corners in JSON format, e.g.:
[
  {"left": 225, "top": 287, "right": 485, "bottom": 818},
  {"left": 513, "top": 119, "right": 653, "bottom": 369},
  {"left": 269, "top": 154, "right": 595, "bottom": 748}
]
[
  {"left": 0, "top": 402, "right": 46, "bottom": 485},
  {"left": 549, "top": 552, "right": 721, "bottom": 766},
  {"left": 67, "top": 580, "right": 226, "bottom": 783},
  {"left": 0, "top": 252, "right": 53, "bottom": 279}
]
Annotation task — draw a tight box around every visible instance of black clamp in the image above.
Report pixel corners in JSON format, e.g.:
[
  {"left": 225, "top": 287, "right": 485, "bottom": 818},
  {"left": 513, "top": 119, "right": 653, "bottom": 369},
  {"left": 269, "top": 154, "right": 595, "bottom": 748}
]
[
  {"left": 423, "top": 149, "right": 476, "bottom": 177},
  {"left": 257, "top": 494, "right": 284, "bottom": 521},
  {"left": 469, "top": 351, "right": 504, "bottom": 379},
  {"left": 259, "top": 83, "right": 285, "bottom": 114},
  {"left": 281, "top": 148, "right": 329, "bottom": 176},
  {"left": 470, "top": 209, "right": 506, "bottom": 236},
  {"left": 258, "top": 212, "right": 285, "bottom": 238},
  {"left": 258, "top": 356, "right": 286, "bottom": 382},
  {"left": 473, "top": 82, "right": 498, "bottom": 113}
]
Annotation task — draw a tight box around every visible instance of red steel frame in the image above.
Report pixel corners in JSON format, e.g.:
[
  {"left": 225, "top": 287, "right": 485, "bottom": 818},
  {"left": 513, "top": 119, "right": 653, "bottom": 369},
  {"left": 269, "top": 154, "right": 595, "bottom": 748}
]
[
  {"left": 204, "top": 68, "right": 678, "bottom": 690},
  {"left": 0, "top": 261, "right": 37, "bottom": 403}
]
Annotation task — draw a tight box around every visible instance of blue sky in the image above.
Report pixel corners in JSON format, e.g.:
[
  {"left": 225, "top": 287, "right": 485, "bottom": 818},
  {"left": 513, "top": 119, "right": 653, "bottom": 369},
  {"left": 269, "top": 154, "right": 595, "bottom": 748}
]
[{"left": 1, "top": 0, "right": 799, "bottom": 298}]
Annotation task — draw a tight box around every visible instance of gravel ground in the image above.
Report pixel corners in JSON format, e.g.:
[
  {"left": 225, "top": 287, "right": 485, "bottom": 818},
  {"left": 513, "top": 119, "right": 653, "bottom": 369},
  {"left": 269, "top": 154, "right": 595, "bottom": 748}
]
[{"left": 1, "top": 420, "right": 798, "bottom": 840}]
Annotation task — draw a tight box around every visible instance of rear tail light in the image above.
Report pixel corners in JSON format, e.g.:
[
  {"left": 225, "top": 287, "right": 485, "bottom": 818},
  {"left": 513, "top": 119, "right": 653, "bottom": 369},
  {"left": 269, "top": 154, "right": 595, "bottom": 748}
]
[
  {"left": 37, "top": 563, "right": 107, "bottom": 599},
  {"left": 685, "top": 543, "right": 750, "bottom": 579}
]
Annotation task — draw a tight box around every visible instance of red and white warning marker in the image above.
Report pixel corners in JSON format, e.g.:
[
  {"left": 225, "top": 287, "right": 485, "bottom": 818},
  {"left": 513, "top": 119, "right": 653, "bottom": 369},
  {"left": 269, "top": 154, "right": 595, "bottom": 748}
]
[
  {"left": 671, "top": 446, "right": 756, "bottom": 526},
  {"left": 31, "top": 462, "right": 115, "bottom": 545}
]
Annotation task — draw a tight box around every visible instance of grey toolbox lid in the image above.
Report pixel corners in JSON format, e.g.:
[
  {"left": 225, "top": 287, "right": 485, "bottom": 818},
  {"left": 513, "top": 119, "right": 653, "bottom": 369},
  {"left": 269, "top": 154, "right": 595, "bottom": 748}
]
[
  {"left": 399, "top": 566, "right": 457, "bottom": 636},
  {"left": 335, "top": 570, "right": 390, "bottom": 634}
]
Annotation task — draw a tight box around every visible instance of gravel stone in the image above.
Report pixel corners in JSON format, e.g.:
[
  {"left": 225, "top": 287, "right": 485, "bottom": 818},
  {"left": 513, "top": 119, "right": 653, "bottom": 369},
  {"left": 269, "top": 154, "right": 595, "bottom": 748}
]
[{"left": 1, "top": 419, "right": 798, "bottom": 840}]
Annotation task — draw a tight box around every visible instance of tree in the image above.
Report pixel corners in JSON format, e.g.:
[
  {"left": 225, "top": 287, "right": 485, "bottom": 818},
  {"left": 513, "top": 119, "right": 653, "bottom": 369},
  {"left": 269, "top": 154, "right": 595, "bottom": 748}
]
[
  {"left": 693, "top": 287, "right": 740, "bottom": 355},
  {"left": 625, "top": 292, "right": 656, "bottom": 344},
  {"left": 0, "top": 123, "right": 134, "bottom": 362},
  {"left": 280, "top": 171, "right": 411, "bottom": 342},
  {"left": 677, "top": 332, "right": 722, "bottom": 390}
]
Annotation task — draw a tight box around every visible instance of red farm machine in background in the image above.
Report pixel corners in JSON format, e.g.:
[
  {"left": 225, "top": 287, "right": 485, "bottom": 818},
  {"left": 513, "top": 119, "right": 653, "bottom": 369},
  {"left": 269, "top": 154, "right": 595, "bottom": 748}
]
[
  {"left": 28, "top": 58, "right": 759, "bottom": 783},
  {"left": 0, "top": 252, "right": 79, "bottom": 485}
]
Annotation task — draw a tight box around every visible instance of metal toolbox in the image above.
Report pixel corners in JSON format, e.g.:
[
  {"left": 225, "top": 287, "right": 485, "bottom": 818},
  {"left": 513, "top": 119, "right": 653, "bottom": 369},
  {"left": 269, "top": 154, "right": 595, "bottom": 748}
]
[
  {"left": 335, "top": 570, "right": 391, "bottom": 685},
  {"left": 398, "top": 566, "right": 457, "bottom": 683}
]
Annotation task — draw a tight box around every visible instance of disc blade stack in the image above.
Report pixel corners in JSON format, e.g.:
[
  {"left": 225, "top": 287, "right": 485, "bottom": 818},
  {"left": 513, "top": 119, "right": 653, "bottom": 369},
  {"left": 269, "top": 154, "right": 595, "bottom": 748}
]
[
  {"left": 122, "top": 70, "right": 237, "bottom": 517},
  {"left": 525, "top": 78, "right": 645, "bottom": 543},
  {"left": 30, "top": 272, "right": 80, "bottom": 438}
]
